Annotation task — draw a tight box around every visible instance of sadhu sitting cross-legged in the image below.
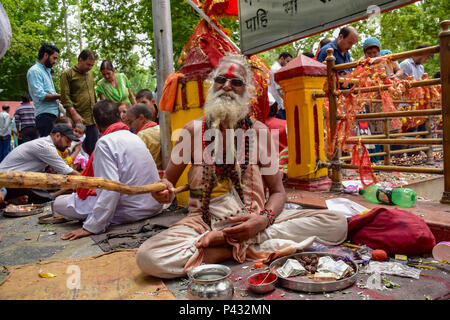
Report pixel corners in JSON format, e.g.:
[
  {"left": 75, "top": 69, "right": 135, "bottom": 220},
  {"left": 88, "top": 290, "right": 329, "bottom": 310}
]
[{"left": 136, "top": 54, "right": 348, "bottom": 279}]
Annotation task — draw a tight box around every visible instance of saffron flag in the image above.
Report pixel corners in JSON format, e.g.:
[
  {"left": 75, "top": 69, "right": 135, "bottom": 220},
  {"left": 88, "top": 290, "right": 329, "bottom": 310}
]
[{"left": 186, "top": 0, "right": 238, "bottom": 19}]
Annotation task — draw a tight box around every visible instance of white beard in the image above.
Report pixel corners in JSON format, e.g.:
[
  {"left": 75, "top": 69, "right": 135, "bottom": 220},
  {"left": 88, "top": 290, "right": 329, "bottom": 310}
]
[{"left": 203, "top": 88, "right": 250, "bottom": 129}]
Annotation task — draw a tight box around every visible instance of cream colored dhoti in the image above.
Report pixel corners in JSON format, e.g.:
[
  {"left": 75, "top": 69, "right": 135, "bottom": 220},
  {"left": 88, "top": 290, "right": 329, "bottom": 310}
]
[{"left": 136, "top": 191, "right": 347, "bottom": 279}]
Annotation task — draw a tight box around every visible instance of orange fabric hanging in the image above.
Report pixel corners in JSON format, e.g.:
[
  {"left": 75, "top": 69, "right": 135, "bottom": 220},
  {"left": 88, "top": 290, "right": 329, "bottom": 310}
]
[{"left": 159, "top": 72, "right": 185, "bottom": 112}]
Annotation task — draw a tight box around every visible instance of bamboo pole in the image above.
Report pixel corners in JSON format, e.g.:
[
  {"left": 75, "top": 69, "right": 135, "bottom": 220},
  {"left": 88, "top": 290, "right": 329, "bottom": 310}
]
[
  {"left": 333, "top": 45, "right": 440, "bottom": 72},
  {"left": 383, "top": 119, "right": 391, "bottom": 165},
  {"left": 366, "top": 99, "right": 415, "bottom": 104},
  {"left": 365, "top": 99, "right": 435, "bottom": 104},
  {"left": 348, "top": 131, "right": 431, "bottom": 140},
  {"left": 341, "top": 163, "right": 443, "bottom": 174},
  {"left": 425, "top": 117, "right": 434, "bottom": 164},
  {"left": 378, "top": 146, "right": 431, "bottom": 155},
  {"left": 340, "top": 146, "right": 431, "bottom": 161},
  {"left": 439, "top": 20, "right": 450, "bottom": 203},
  {"left": 390, "top": 130, "right": 432, "bottom": 138},
  {"left": 338, "top": 78, "right": 359, "bottom": 83},
  {"left": 338, "top": 78, "right": 441, "bottom": 95},
  {"left": 0, "top": 171, "right": 189, "bottom": 195},
  {"left": 337, "top": 108, "right": 441, "bottom": 120},
  {"left": 345, "top": 138, "right": 441, "bottom": 145}
]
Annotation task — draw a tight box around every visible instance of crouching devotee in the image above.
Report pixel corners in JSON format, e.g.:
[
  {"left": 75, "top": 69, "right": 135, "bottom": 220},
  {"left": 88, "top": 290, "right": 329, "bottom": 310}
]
[
  {"left": 125, "top": 103, "right": 161, "bottom": 170},
  {"left": 0, "top": 123, "right": 81, "bottom": 204},
  {"left": 54, "top": 99, "right": 163, "bottom": 240},
  {"left": 136, "top": 54, "right": 347, "bottom": 279}
]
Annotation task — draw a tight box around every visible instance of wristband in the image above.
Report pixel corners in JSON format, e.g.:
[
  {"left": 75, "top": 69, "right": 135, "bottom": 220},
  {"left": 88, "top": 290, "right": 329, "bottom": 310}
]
[
  {"left": 259, "top": 208, "right": 276, "bottom": 226},
  {"left": 69, "top": 108, "right": 76, "bottom": 114}
]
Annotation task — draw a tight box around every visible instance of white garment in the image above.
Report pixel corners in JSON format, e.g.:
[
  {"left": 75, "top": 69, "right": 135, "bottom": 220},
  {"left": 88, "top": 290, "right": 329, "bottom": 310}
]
[
  {"left": 137, "top": 191, "right": 348, "bottom": 279},
  {"left": 54, "top": 130, "right": 163, "bottom": 234},
  {"left": 0, "top": 135, "right": 73, "bottom": 174},
  {"left": 0, "top": 111, "right": 11, "bottom": 136},
  {"left": 69, "top": 133, "right": 89, "bottom": 160},
  {"left": 399, "top": 58, "right": 424, "bottom": 80},
  {"left": 69, "top": 134, "right": 84, "bottom": 153},
  {"left": 268, "top": 61, "right": 284, "bottom": 110}
]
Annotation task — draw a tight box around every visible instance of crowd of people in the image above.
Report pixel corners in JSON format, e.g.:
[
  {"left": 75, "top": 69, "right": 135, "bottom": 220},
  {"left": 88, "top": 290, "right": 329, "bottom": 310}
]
[
  {"left": 0, "top": 44, "right": 161, "bottom": 158},
  {"left": 0, "top": 43, "right": 162, "bottom": 229},
  {"left": 0, "top": 26, "right": 440, "bottom": 279},
  {"left": 0, "top": 44, "right": 348, "bottom": 279}
]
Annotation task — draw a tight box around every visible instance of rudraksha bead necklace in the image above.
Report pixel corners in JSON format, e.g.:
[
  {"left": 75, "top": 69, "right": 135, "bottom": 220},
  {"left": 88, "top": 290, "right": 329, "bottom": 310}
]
[{"left": 200, "top": 115, "right": 254, "bottom": 226}]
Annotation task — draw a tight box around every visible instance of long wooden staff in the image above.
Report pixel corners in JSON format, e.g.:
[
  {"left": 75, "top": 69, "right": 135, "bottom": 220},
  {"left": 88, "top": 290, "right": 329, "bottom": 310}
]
[{"left": 0, "top": 170, "right": 189, "bottom": 195}]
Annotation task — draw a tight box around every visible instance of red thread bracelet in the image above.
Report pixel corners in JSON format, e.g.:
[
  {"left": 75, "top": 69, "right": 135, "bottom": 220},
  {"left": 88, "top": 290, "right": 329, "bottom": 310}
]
[{"left": 259, "top": 208, "right": 275, "bottom": 226}]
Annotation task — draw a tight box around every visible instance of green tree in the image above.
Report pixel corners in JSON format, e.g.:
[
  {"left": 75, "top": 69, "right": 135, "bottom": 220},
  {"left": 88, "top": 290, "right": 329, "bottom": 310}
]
[
  {"left": 259, "top": 0, "right": 447, "bottom": 75},
  {"left": 374, "top": 0, "right": 448, "bottom": 76},
  {"left": 80, "top": 0, "right": 144, "bottom": 81},
  {"left": 1, "top": 0, "right": 447, "bottom": 100},
  {"left": 0, "top": 0, "right": 79, "bottom": 100},
  {"left": 0, "top": 0, "right": 51, "bottom": 100}
]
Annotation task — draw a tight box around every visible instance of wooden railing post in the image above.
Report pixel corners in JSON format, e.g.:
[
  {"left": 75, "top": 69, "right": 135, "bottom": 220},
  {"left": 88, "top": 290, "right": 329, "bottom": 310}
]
[
  {"left": 383, "top": 119, "right": 391, "bottom": 165},
  {"left": 425, "top": 116, "right": 434, "bottom": 164},
  {"left": 326, "top": 48, "right": 343, "bottom": 192},
  {"left": 440, "top": 20, "right": 450, "bottom": 204}
]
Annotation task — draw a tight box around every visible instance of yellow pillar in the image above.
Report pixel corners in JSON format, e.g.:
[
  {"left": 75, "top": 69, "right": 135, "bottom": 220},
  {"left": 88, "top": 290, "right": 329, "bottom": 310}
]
[
  {"left": 169, "top": 78, "right": 208, "bottom": 206},
  {"left": 275, "top": 55, "right": 330, "bottom": 190}
]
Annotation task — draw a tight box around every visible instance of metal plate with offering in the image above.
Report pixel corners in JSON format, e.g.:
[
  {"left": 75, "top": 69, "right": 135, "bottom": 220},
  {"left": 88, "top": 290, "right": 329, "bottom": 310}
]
[
  {"left": 1, "top": 203, "right": 45, "bottom": 217},
  {"left": 269, "top": 252, "right": 359, "bottom": 293},
  {"left": 277, "top": 259, "right": 306, "bottom": 278}
]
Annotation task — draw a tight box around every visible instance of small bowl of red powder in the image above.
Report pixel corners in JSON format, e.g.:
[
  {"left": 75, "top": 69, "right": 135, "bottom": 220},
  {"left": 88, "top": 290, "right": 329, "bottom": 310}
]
[{"left": 247, "top": 271, "right": 278, "bottom": 294}]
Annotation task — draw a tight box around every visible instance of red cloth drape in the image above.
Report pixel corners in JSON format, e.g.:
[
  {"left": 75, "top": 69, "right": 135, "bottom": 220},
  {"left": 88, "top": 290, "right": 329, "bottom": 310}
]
[
  {"left": 203, "top": 0, "right": 238, "bottom": 19},
  {"left": 350, "top": 143, "right": 377, "bottom": 188},
  {"left": 137, "top": 121, "right": 157, "bottom": 133},
  {"left": 265, "top": 117, "right": 288, "bottom": 154}
]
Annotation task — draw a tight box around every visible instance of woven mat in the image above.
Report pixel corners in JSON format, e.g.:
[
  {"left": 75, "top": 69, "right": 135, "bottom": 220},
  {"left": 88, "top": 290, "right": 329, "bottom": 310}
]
[
  {"left": 0, "top": 249, "right": 175, "bottom": 300},
  {"left": 90, "top": 207, "right": 187, "bottom": 252}
]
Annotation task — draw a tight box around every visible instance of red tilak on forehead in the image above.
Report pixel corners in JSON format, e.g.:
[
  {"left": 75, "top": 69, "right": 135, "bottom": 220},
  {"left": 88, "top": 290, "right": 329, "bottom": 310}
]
[{"left": 225, "top": 65, "right": 236, "bottom": 78}]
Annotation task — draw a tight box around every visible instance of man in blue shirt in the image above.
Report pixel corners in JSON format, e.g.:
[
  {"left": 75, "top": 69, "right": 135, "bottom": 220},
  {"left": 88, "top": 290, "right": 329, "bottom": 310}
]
[
  {"left": 27, "top": 43, "right": 61, "bottom": 137},
  {"left": 317, "top": 26, "right": 358, "bottom": 75}
]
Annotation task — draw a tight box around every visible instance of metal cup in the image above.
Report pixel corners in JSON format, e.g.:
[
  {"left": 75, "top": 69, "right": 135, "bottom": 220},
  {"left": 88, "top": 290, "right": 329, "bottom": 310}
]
[{"left": 187, "top": 264, "right": 234, "bottom": 300}]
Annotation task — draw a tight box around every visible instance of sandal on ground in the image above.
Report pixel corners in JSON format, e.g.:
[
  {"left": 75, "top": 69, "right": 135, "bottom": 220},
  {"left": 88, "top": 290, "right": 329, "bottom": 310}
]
[{"left": 38, "top": 213, "right": 69, "bottom": 224}]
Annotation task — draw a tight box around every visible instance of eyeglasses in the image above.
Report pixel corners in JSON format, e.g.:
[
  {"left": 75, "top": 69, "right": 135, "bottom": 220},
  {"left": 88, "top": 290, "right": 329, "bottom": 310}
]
[{"left": 214, "top": 76, "right": 245, "bottom": 87}]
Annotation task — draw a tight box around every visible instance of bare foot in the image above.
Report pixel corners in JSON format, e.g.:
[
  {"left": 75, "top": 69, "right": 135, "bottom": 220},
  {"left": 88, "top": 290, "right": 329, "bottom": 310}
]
[{"left": 196, "top": 230, "right": 227, "bottom": 248}]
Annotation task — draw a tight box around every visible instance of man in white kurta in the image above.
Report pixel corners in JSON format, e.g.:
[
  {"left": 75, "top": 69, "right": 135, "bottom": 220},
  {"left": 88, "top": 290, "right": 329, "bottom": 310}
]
[
  {"left": 268, "top": 52, "right": 292, "bottom": 120},
  {"left": 54, "top": 100, "right": 163, "bottom": 240}
]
